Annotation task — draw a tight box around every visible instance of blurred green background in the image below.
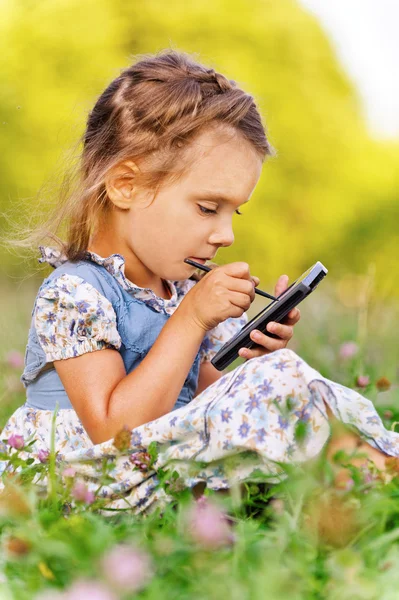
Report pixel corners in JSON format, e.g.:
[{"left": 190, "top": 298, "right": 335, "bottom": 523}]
[
  {"left": 0, "top": 6, "right": 398, "bottom": 596},
  {"left": 1, "top": 0, "right": 398, "bottom": 291}
]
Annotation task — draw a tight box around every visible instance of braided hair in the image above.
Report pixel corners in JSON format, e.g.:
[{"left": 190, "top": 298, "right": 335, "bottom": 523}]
[{"left": 11, "top": 49, "right": 273, "bottom": 262}]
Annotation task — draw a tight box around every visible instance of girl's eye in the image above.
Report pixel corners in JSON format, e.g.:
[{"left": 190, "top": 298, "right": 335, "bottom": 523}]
[
  {"left": 198, "top": 205, "right": 243, "bottom": 216},
  {"left": 198, "top": 205, "right": 217, "bottom": 215}
]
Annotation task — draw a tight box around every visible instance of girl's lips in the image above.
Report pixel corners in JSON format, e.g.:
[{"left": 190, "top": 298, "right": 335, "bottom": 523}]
[
  {"left": 193, "top": 257, "right": 206, "bottom": 265},
  {"left": 188, "top": 257, "right": 206, "bottom": 264}
]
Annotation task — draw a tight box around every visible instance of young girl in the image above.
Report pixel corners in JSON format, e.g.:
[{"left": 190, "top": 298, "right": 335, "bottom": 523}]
[{"left": 1, "top": 49, "right": 397, "bottom": 512}]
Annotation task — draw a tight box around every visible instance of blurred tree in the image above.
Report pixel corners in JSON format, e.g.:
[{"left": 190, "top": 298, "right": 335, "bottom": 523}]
[{"left": 0, "top": 0, "right": 398, "bottom": 295}]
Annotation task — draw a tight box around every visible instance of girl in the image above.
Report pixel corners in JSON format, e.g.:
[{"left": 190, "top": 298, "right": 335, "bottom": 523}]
[{"left": 1, "top": 50, "right": 396, "bottom": 512}]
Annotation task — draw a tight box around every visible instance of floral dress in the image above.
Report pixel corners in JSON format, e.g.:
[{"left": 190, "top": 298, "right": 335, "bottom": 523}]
[{"left": 1, "top": 246, "right": 398, "bottom": 514}]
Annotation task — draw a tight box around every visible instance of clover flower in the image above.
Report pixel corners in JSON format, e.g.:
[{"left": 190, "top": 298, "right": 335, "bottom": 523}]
[
  {"left": 38, "top": 449, "right": 50, "bottom": 463},
  {"left": 339, "top": 342, "right": 358, "bottom": 359},
  {"left": 7, "top": 433, "right": 24, "bottom": 449},
  {"left": 186, "top": 496, "right": 235, "bottom": 549},
  {"left": 356, "top": 375, "right": 370, "bottom": 388},
  {"left": 5, "top": 350, "right": 24, "bottom": 369},
  {"left": 129, "top": 451, "right": 152, "bottom": 471},
  {"left": 101, "top": 544, "right": 153, "bottom": 593},
  {"left": 62, "top": 467, "right": 76, "bottom": 478},
  {"left": 71, "top": 481, "right": 95, "bottom": 504}
]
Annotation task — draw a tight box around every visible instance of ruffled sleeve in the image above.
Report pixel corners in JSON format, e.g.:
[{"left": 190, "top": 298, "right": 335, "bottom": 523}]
[
  {"left": 34, "top": 274, "right": 122, "bottom": 361},
  {"left": 199, "top": 312, "right": 248, "bottom": 363}
]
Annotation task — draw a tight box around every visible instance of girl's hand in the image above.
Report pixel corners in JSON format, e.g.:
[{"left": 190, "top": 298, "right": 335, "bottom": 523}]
[
  {"left": 181, "top": 262, "right": 256, "bottom": 332},
  {"left": 238, "top": 274, "right": 301, "bottom": 360}
]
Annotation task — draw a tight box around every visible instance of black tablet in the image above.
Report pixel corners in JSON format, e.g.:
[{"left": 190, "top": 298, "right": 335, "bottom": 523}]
[{"left": 210, "top": 261, "right": 328, "bottom": 371}]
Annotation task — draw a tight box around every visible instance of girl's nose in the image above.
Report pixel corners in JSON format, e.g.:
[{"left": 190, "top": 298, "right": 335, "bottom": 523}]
[{"left": 208, "top": 223, "right": 235, "bottom": 247}]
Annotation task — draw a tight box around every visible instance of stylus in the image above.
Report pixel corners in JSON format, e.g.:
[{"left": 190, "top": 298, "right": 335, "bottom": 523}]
[{"left": 184, "top": 258, "right": 278, "bottom": 301}]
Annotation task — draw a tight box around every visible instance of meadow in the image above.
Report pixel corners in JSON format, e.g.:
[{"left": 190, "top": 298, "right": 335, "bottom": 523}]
[{"left": 0, "top": 272, "right": 398, "bottom": 600}]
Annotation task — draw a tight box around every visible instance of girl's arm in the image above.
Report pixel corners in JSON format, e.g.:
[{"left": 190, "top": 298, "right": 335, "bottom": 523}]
[
  {"left": 53, "top": 262, "right": 255, "bottom": 444},
  {"left": 54, "top": 304, "right": 205, "bottom": 444}
]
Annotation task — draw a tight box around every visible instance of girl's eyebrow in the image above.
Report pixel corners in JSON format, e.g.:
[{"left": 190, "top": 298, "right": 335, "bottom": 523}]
[{"left": 195, "top": 191, "right": 249, "bottom": 206}]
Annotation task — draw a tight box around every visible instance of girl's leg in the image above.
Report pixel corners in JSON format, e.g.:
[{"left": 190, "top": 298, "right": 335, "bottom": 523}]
[
  {"left": 323, "top": 404, "right": 387, "bottom": 487},
  {"left": 191, "top": 349, "right": 396, "bottom": 490},
  {"left": 58, "top": 349, "right": 398, "bottom": 513}
]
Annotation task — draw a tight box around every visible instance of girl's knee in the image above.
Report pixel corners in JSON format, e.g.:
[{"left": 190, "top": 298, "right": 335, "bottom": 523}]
[
  {"left": 254, "top": 347, "right": 299, "bottom": 366},
  {"left": 238, "top": 348, "right": 300, "bottom": 373},
  {"left": 275, "top": 347, "right": 298, "bottom": 361}
]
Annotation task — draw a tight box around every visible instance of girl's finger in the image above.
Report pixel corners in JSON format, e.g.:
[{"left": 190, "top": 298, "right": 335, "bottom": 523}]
[
  {"left": 245, "top": 329, "right": 291, "bottom": 353},
  {"left": 265, "top": 322, "right": 294, "bottom": 340},
  {"left": 251, "top": 275, "right": 260, "bottom": 287},
  {"left": 238, "top": 347, "right": 266, "bottom": 360},
  {"left": 238, "top": 336, "right": 288, "bottom": 360},
  {"left": 281, "top": 308, "right": 301, "bottom": 326},
  {"left": 274, "top": 275, "right": 289, "bottom": 297}
]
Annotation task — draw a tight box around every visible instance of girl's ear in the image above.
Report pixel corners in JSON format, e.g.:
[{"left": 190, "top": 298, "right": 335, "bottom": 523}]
[{"left": 104, "top": 160, "right": 140, "bottom": 209}]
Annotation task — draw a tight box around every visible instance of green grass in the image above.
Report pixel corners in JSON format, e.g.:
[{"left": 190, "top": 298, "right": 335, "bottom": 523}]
[{"left": 0, "top": 275, "right": 398, "bottom": 600}]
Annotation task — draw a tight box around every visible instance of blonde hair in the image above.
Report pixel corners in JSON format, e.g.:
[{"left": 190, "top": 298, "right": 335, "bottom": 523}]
[{"left": 6, "top": 49, "right": 274, "bottom": 263}]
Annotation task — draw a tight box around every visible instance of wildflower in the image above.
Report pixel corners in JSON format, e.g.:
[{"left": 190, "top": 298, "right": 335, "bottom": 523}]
[
  {"left": 38, "top": 449, "right": 49, "bottom": 463},
  {"left": 5, "top": 536, "right": 31, "bottom": 556},
  {"left": 339, "top": 342, "right": 358, "bottom": 360},
  {"left": 129, "top": 451, "right": 152, "bottom": 471},
  {"left": 376, "top": 377, "right": 391, "bottom": 392},
  {"left": 63, "top": 579, "right": 116, "bottom": 600},
  {"left": 7, "top": 433, "right": 24, "bottom": 449},
  {"left": 71, "top": 481, "right": 95, "bottom": 505},
  {"left": 101, "top": 544, "right": 153, "bottom": 593},
  {"left": 38, "top": 561, "right": 55, "bottom": 580},
  {"left": 62, "top": 467, "right": 76, "bottom": 478},
  {"left": 355, "top": 375, "right": 370, "bottom": 388},
  {"left": 113, "top": 425, "right": 131, "bottom": 451},
  {"left": 5, "top": 350, "right": 24, "bottom": 369},
  {"left": 186, "top": 496, "right": 235, "bottom": 549}
]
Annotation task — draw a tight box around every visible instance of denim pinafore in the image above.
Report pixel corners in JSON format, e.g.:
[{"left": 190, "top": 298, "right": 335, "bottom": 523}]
[{"left": 20, "top": 258, "right": 201, "bottom": 412}]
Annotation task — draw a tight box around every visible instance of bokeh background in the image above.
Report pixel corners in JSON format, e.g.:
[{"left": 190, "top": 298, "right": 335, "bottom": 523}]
[
  {"left": 0, "top": 0, "right": 398, "bottom": 417},
  {"left": 1, "top": 0, "right": 398, "bottom": 284},
  {"left": 0, "top": 5, "right": 398, "bottom": 596}
]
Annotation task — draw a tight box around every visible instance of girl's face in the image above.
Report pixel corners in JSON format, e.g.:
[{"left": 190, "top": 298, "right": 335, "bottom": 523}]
[{"left": 110, "top": 127, "right": 263, "bottom": 284}]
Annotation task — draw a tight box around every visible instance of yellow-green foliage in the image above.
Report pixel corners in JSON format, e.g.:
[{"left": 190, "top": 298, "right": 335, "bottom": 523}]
[{"left": 0, "top": 0, "right": 398, "bottom": 295}]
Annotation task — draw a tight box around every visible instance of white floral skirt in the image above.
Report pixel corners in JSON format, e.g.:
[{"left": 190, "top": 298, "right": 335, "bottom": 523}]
[{"left": 1, "top": 349, "right": 398, "bottom": 514}]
